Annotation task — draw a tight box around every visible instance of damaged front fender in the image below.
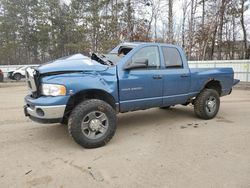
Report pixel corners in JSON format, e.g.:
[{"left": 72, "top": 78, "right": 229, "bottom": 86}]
[{"left": 40, "top": 66, "right": 119, "bottom": 104}]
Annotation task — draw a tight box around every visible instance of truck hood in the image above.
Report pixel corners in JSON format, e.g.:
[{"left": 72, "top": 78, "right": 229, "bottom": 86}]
[{"left": 38, "top": 54, "right": 108, "bottom": 74}]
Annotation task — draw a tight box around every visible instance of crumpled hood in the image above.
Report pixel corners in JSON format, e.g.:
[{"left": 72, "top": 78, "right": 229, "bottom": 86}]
[{"left": 38, "top": 53, "right": 108, "bottom": 74}]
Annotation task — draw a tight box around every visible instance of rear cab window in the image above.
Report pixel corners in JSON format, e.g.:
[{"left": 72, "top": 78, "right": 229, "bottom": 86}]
[{"left": 161, "top": 47, "right": 183, "bottom": 68}]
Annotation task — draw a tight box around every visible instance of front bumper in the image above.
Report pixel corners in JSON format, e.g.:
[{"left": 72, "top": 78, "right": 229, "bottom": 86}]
[
  {"left": 24, "top": 95, "right": 68, "bottom": 124},
  {"left": 24, "top": 104, "right": 66, "bottom": 123},
  {"left": 24, "top": 104, "right": 66, "bottom": 124}
]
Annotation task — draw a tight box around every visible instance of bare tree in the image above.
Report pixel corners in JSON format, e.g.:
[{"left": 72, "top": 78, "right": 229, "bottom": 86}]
[
  {"left": 240, "top": 0, "right": 249, "bottom": 59},
  {"left": 201, "top": 0, "right": 205, "bottom": 27},
  {"left": 217, "top": 0, "right": 226, "bottom": 59},
  {"left": 167, "top": 0, "right": 174, "bottom": 43},
  {"left": 181, "top": 0, "right": 190, "bottom": 49},
  {"left": 137, "top": 0, "right": 162, "bottom": 41},
  {"left": 187, "top": 0, "right": 198, "bottom": 59}
]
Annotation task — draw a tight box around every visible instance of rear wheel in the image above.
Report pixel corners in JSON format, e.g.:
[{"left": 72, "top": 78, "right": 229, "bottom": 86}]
[
  {"left": 68, "top": 99, "right": 117, "bottom": 148},
  {"left": 194, "top": 89, "right": 220, "bottom": 120}
]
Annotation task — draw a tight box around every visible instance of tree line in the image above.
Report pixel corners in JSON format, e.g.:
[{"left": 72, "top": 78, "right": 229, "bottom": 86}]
[{"left": 0, "top": 0, "right": 249, "bottom": 65}]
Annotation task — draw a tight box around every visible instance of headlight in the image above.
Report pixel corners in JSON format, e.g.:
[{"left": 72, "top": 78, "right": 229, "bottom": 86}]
[{"left": 41, "top": 84, "right": 66, "bottom": 96}]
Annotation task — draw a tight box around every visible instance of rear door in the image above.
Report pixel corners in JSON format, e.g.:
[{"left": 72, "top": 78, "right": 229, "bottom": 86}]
[
  {"left": 161, "top": 46, "right": 191, "bottom": 106},
  {"left": 118, "top": 46, "right": 163, "bottom": 112}
]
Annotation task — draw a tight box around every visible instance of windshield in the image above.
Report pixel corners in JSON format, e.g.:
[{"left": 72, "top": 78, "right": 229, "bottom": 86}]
[
  {"left": 104, "top": 54, "right": 123, "bottom": 65},
  {"left": 92, "top": 51, "right": 125, "bottom": 66},
  {"left": 98, "top": 44, "right": 137, "bottom": 65}
]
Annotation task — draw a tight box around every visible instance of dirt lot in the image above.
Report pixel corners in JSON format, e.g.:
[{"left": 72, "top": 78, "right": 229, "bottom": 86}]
[{"left": 0, "top": 83, "right": 250, "bottom": 188}]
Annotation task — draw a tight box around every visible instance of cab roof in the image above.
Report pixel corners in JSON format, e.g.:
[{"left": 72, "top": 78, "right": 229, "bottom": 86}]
[{"left": 109, "top": 42, "right": 178, "bottom": 54}]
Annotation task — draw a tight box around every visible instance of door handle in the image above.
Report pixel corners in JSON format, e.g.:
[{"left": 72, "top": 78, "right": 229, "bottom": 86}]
[
  {"left": 153, "top": 75, "right": 162, "bottom": 79},
  {"left": 180, "top": 74, "right": 189, "bottom": 78}
]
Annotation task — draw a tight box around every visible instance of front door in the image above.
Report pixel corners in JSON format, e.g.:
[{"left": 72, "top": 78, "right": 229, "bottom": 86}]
[{"left": 118, "top": 46, "right": 163, "bottom": 112}]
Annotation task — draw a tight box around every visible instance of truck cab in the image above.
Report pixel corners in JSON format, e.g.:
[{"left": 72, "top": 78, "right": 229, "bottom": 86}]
[{"left": 117, "top": 43, "right": 191, "bottom": 112}]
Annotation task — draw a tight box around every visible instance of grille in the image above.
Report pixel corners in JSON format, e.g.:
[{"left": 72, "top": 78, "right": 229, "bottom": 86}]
[{"left": 26, "top": 68, "right": 39, "bottom": 97}]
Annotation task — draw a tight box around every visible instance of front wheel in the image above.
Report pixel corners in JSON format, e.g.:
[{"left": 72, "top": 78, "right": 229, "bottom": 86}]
[
  {"left": 68, "top": 99, "right": 117, "bottom": 148},
  {"left": 194, "top": 89, "right": 220, "bottom": 120},
  {"left": 13, "top": 73, "right": 22, "bottom": 81}
]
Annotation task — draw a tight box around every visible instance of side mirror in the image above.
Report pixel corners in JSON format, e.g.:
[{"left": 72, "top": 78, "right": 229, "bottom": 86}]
[{"left": 124, "top": 58, "right": 148, "bottom": 70}]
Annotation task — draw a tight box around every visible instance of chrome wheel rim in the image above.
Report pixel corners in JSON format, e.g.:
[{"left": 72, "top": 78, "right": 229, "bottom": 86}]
[
  {"left": 81, "top": 111, "right": 109, "bottom": 139},
  {"left": 205, "top": 96, "right": 217, "bottom": 114}
]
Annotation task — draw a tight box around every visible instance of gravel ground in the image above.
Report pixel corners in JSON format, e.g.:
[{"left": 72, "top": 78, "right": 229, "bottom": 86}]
[{"left": 0, "top": 83, "right": 250, "bottom": 188}]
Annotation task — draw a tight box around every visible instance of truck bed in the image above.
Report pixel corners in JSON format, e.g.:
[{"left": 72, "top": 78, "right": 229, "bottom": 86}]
[{"left": 190, "top": 68, "right": 234, "bottom": 96}]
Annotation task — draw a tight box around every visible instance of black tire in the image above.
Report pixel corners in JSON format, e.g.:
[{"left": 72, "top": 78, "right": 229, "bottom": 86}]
[
  {"left": 60, "top": 117, "right": 68, "bottom": 126},
  {"left": 194, "top": 89, "right": 220, "bottom": 120},
  {"left": 68, "top": 99, "right": 117, "bottom": 148},
  {"left": 13, "top": 73, "right": 22, "bottom": 81}
]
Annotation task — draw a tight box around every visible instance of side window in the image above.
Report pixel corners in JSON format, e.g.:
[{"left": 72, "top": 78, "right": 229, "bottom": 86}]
[
  {"left": 131, "top": 46, "right": 160, "bottom": 69},
  {"left": 162, "top": 47, "right": 183, "bottom": 68}
]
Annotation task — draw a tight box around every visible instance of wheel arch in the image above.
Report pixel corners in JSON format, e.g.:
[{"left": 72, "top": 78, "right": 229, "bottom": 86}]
[
  {"left": 202, "top": 79, "right": 222, "bottom": 96},
  {"left": 63, "top": 89, "right": 118, "bottom": 122}
]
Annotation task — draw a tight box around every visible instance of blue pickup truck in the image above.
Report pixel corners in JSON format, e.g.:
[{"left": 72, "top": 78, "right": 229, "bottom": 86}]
[{"left": 24, "top": 42, "right": 239, "bottom": 148}]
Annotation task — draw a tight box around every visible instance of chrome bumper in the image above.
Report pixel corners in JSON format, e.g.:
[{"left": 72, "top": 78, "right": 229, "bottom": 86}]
[{"left": 24, "top": 104, "right": 66, "bottom": 120}]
